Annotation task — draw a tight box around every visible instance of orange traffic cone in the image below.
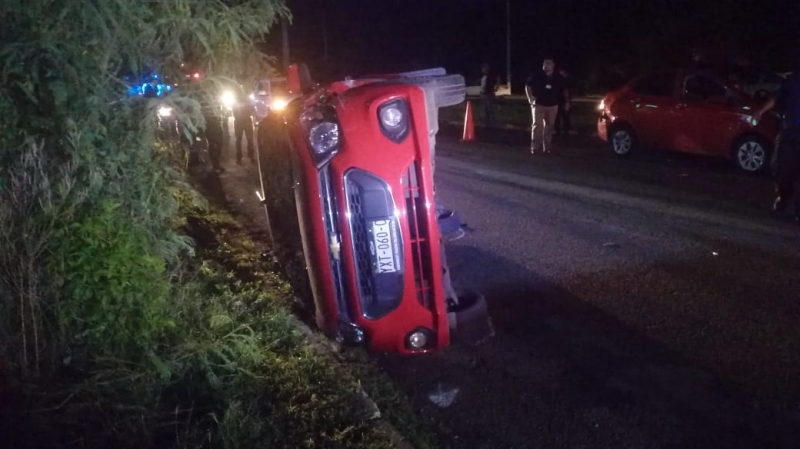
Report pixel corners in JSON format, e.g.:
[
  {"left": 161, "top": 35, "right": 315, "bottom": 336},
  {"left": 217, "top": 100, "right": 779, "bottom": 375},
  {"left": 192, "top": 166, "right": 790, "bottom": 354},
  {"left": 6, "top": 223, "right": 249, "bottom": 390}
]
[{"left": 461, "top": 101, "right": 475, "bottom": 142}]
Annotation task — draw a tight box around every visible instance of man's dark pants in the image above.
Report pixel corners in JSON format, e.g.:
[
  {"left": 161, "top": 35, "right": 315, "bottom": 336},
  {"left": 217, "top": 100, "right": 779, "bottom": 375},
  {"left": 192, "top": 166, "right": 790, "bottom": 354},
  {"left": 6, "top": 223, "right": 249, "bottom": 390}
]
[
  {"left": 482, "top": 95, "right": 494, "bottom": 127},
  {"left": 234, "top": 116, "right": 255, "bottom": 162}
]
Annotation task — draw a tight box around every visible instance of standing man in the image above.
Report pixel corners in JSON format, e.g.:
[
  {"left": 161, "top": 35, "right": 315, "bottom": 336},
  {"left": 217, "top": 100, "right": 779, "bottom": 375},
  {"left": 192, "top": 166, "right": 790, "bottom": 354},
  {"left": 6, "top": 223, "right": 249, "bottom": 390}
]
[
  {"left": 480, "top": 63, "right": 497, "bottom": 127},
  {"left": 554, "top": 68, "right": 573, "bottom": 136},
  {"left": 233, "top": 88, "right": 255, "bottom": 164},
  {"left": 202, "top": 103, "right": 225, "bottom": 173},
  {"left": 526, "top": 58, "right": 567, "bottom": 153},
  {"left": 755, "top": 71, "right": 800, "bottom": 222}
]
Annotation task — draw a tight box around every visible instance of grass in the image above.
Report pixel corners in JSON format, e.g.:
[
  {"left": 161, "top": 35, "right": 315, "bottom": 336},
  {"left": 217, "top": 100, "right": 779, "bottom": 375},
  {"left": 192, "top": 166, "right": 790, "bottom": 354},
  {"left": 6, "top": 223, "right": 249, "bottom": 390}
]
[
  {"left": 183, "top": 203, "right": 447, "bottom": 449},
  {"left": 3, "top": 201, "right": 450, "bottom": 448}
]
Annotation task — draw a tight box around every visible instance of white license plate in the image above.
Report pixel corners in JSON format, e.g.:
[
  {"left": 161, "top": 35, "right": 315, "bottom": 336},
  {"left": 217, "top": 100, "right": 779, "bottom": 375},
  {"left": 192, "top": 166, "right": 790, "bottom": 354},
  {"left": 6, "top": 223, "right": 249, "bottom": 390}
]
[{"left": 370, "top": 219, "right": 397, "bottom": 274}]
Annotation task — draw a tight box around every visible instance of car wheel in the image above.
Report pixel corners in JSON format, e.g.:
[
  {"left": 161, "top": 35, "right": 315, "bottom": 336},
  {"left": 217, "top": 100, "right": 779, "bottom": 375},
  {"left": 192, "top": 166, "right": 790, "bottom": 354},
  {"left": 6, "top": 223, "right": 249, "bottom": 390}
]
[
  {"left": 447, "top": 291, "right": 488, "bottom": 331},
  {"left": 609, "top": 125, "right": 636, "bottom": 157},
  {"left": 733, "top": 135, "right": 770, "bottom": 173}
]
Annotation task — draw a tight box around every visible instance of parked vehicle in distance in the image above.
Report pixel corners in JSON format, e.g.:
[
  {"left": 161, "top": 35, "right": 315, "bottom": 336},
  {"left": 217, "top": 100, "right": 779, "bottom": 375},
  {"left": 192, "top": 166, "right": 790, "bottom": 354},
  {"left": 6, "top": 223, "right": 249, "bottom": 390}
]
[{"left": 598, "top": 69, "right": 781, "bottom": 173}]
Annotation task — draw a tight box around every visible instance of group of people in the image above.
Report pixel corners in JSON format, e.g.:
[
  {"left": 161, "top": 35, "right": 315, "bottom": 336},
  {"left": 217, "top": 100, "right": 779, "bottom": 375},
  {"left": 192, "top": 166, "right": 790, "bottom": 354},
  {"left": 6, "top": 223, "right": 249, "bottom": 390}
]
[
  {"left": 479, "top": 58, "right": 573, "bottom": 154},
  {"left": 202, "top": 89, "right": 257, "bottom": 173}
]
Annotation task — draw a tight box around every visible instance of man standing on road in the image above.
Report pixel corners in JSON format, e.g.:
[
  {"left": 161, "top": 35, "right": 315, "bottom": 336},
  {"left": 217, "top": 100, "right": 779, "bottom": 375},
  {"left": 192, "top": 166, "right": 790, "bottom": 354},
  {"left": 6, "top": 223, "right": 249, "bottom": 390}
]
[
  {"left": 233, "top": 89, "right": 256, "bottom": 165},
  {"left": 755, "top": 71, "right": 800, "bottom": 222},
  {"left": 480, "top": 63, "right": 497, "bottom": 127},
  {"left": 526, "top": 58, "right": 568, "bottom": 153}
]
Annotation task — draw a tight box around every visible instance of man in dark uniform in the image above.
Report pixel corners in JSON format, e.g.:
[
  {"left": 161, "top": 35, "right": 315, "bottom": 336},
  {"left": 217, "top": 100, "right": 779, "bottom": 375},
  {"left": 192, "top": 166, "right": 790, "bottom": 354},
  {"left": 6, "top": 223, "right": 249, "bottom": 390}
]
[
  {"left": 479, "top": 63, "right": 497, "bottom": 127},
  {"left": 554, "top": 68, "right": 573, "bottom": 136},
  {"left": 232, "top": 89, "right": 255, "bottom": 164},
  {"left": 202, "top": 103, "right": 225, "bottom": 173},
  {"left": 755, "top": 71, "right": 800, "bottom": 222}
]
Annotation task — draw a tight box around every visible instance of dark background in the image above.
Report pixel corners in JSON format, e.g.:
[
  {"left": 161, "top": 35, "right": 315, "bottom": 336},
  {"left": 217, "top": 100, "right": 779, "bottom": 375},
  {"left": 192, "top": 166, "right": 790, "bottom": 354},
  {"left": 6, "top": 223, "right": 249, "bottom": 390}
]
[{"left": 263, "top": 0, "right": 799, "bottom": 92}]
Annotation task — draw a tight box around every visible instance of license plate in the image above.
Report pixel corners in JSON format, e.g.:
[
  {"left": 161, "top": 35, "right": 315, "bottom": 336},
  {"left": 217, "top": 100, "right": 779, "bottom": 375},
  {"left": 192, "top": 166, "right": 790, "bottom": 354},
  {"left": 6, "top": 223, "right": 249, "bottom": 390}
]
[{"left": 370, "top": 219, "right": 397, "bottom": 274}]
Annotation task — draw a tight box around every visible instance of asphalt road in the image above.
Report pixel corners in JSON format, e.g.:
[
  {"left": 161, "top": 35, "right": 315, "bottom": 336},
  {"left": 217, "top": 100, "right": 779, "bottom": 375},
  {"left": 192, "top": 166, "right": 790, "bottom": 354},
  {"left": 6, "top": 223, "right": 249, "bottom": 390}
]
[{"left": 377, "top": 128, "right": 800, "bottom": 448}]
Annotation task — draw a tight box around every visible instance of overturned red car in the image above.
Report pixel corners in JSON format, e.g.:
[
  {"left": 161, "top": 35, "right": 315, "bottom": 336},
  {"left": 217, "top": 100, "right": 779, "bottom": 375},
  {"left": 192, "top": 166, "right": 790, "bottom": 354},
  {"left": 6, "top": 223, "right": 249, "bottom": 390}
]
[{"left": 256, "top": 65, "right": 465, "bottom": 354}]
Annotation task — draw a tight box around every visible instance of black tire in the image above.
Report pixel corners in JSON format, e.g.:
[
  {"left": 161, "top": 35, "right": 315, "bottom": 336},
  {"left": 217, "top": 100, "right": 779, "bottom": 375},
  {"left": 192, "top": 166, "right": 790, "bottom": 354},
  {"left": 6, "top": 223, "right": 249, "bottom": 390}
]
[
  {"left": 609, "top": 124, "right": 636, "bottom": 158},
  {"left": 732, "top": 134, "right": 771, "bottom": 174},
  {"left": 447, "top": 291, "right": 488, "bottom": 331}
]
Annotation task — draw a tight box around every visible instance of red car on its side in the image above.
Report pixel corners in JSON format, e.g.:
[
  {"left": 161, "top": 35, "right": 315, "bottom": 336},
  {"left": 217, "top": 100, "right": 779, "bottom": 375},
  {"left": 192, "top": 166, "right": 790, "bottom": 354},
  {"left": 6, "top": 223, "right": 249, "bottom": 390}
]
[
  {"left": 257, "top": 65, "right": 465, "bottom": 354},
  {"left": 598, "top": 69, "right": 781, "bottom": 172}
]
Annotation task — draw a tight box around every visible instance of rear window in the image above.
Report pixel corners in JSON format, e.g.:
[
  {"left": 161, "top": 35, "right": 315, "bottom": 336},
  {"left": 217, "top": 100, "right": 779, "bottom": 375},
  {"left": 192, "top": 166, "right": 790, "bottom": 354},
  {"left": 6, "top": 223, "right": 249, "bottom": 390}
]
[{"left": 631, "top": 73, "right": 675, "bottom": 97}]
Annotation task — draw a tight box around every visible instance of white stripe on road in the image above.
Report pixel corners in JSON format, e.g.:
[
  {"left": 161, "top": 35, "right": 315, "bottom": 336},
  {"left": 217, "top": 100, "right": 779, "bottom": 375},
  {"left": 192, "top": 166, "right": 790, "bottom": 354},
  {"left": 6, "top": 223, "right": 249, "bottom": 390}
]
[{"left": 439, "top": 156, "right": 799, "bottom": 241}]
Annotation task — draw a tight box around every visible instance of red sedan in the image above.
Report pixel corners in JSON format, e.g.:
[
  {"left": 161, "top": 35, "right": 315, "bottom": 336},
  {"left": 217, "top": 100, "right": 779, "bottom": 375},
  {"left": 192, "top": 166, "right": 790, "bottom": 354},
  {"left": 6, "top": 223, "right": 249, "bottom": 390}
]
[
  {"left": 257, "top": 65, "right": 465, "bottom": 354},
  {"left": 598, "top": 69, "right": 780, "bottom": 172}
]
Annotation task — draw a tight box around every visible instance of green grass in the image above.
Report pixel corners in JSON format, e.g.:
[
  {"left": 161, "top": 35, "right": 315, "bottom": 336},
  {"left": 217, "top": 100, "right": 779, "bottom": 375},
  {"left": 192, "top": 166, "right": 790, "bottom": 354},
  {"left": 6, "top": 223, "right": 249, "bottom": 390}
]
[
  {"left": 5, "top": 203, "right": 442, "bottom": 448},
  {"left": 184, "top": 204, "right": 446, "bottom": 449}
]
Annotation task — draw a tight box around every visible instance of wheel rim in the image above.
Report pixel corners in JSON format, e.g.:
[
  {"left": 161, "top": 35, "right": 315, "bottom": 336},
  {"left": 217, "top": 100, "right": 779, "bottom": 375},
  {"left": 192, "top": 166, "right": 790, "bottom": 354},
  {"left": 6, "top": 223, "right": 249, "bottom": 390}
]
[
  {"left": 612, "top": 130, "right": 632, "bottom": 155},
  {"left": 737, "top": 141, "right": 765, "bottom": 171}
]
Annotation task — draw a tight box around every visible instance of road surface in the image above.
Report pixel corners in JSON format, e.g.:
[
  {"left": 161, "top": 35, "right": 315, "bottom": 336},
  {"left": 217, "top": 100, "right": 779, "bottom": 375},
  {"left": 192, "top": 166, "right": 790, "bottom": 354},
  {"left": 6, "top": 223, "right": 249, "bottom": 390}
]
[{"left": 378, "top": 129, "right": 800, "bottom": 449}]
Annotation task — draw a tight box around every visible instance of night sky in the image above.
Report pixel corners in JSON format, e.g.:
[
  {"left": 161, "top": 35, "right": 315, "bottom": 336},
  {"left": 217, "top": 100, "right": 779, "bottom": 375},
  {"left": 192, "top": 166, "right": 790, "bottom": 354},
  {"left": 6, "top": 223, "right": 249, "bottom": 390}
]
[{"left": 265, "top": 0, "right": 799, "bottom": 90}]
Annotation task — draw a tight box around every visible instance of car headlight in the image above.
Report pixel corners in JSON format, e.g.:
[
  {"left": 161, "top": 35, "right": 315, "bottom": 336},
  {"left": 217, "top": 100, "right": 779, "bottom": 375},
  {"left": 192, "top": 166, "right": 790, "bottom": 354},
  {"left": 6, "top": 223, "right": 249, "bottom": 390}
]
[
  {"left": 308, "top": 121, "right": 340, "bottom": 155},
  {"left": 378, "top": 99, "right": 410, "bottom": 143},
  {"left": 157, "top": 106, "right": 172, "bottom": 117},
  {"left": 271, "top": 97, "right": 289, "bottom": 111},
  {"left": 301, "top": 106, "right": 341, "bottom": 167},
  {"left": 221, "top": 91, "right": 235, "bottom": 110}
]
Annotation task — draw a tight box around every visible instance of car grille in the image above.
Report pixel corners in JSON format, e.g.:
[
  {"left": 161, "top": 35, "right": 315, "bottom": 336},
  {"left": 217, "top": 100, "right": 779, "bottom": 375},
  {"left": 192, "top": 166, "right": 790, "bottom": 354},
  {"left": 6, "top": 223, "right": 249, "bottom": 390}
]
[
  {"left": 401, "top": 162, "right": 434, "bottom": 310},
  {"left": 345, "top": 169, "right": 404, "bottom": 319},
  {"left": 347, "top": 190, "right": 375, "bottom": 305},
  {"left": 319, "top": 168, "right": 352, "bottom": 323}
]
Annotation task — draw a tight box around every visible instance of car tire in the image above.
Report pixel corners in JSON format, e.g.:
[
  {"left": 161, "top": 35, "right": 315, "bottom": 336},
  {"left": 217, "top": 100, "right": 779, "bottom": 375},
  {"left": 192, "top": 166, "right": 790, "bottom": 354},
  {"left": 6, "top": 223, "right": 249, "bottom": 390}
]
[
  {"left": 609, "top": 124, "right": 636, "bottom": 158},
  {"left": 733, "top": 134, "right": 771, "bottom": 173},
  {"left": 447, "top": 291, "right": 488, "bottom": 331}
]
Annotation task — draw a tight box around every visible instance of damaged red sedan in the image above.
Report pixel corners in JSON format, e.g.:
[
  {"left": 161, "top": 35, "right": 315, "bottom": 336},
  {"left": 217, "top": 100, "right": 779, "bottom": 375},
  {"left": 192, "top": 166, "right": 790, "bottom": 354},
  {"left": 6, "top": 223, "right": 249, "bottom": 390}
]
[{"left": 257, "top": 65, "right": 465, "bottom": 354}]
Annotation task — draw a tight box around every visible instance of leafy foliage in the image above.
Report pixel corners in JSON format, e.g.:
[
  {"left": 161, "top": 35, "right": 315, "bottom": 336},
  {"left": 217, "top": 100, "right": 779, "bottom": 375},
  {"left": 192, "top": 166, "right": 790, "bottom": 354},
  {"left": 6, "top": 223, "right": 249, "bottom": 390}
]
[
  {"left": 50, "top": 201, "right": 174, "bottom": 356},
  {"left": 0, "top": 0, "right": 287, "bottom": 376}
]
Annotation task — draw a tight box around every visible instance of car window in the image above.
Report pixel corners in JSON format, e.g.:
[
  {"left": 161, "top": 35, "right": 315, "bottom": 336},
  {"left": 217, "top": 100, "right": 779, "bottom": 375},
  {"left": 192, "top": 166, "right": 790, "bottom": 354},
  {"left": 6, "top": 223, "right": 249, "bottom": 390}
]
[
  {"left": 631, "top": 73, "right": 675, "bottom": 97},
  {"left": 683, "top": 75, "right": 726, "bottom": 102}
]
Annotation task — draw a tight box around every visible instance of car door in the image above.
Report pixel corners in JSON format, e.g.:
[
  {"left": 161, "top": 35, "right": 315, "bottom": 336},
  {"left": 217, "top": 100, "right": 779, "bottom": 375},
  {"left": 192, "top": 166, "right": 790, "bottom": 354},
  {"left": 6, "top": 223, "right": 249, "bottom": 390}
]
[
  {"left": 673, "top": 73, "right": 743, "bottom": 156},
  {"left": 623, "top": 71, "right": 681, "bottom": 150}
]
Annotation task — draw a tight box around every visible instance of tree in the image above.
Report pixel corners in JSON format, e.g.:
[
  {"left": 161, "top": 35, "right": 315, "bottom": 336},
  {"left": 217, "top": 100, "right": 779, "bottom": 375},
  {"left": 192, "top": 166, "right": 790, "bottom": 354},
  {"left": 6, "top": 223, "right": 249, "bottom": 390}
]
[{"left": 0, "top": 0, "right": 288, "bottom": 377}]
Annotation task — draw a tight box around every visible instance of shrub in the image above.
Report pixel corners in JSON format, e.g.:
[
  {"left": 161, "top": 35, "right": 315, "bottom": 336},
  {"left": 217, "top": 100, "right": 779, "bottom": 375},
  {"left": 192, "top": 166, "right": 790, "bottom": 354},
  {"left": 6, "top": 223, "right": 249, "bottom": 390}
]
[{"left": 50, "top": 200, "right": 174, "bottom": 357}]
